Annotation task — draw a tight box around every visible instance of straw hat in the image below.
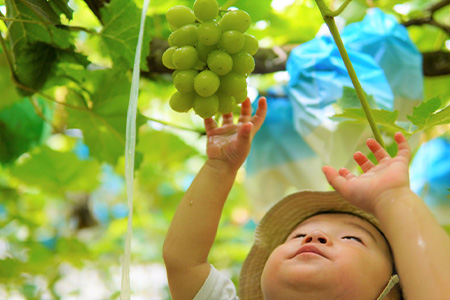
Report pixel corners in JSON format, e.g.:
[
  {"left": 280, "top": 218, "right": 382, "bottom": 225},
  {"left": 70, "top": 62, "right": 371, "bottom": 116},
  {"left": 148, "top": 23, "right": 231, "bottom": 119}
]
[{"left": 239, "top": 190, "right": 388, "bottom": 300}]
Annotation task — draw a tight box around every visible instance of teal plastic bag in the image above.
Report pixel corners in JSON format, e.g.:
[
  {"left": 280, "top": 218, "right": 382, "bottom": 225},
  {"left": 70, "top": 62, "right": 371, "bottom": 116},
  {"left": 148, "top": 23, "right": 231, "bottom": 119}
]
[
  {"left": 342, "top": 8, "right": 423, "bottom": 105},
  {"left": 246, "top": 87, "right": 328, "bottom": 218},
  {"left": 286, "top": 33, "right": 394, "bottom": 168},
  {"left": 410, "top": 137, "right": 450, "bottom": 225}
]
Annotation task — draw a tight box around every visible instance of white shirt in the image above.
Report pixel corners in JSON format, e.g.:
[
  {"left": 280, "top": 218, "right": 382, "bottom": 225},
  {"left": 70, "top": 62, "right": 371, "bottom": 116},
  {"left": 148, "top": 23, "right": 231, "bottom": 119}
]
[{"left": 193, "top": 265, "right": 239, "bottom": 300}]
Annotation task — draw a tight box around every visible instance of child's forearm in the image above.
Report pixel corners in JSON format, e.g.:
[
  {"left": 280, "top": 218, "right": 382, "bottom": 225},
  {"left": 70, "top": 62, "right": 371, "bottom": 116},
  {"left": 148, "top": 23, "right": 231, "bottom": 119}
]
[
  {"left": 163, "top": 158, "right": 238, "bottom": 270},
  {"left": 374, "top": 188, "right": 450, "bottom": 299}
]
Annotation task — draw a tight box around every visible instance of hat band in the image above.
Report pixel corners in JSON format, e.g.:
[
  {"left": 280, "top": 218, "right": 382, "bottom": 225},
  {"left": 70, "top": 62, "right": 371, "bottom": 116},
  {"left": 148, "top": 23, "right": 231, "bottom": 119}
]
[{"left": 376, "top": 274, "right": 400, "bottom": 300}]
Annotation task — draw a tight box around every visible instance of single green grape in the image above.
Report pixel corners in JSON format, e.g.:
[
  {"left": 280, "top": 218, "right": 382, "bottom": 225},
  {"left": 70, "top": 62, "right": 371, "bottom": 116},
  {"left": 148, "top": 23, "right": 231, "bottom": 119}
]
[
  {"left": 234, "top": 89, "right": 248, "bottom": 103},
  {"left": 207, "top": 50, "right": 233, "bottom": 76},
  {"left": 218, "top": 72, "right": 247, "bottom": 96},
  {"left": 217, "top": 92, "right": 236, "bottom": 114},
  {"left": 193, "top": 94, "right": 219, "bottom": 118},
  {"left": 219, "top": 30, "right": 245, "bottom": 54},
  {"left": 195, "top": 60, "right": 207, "bottom": 71},
  {"left": 194, "top": 70, "right": 220, "bottom": 97},
  {"left": 219, "top": 10, "right": 251, "bottom": 33},
  {"left": 162, "top": 46, "right": 177, "bottom": 69},
  {"left": 169, "top": 24, "right": 198, "bottom": 46},
  {"left": 243, "top": 33, "right": 258, "bottom": 56},
  {"left": 193, "top": 0, "right": 219, "bottom": 22},
  {"left": 172, "top": 69, "right": 181, "bottom": 80},
  {"left": 169, "top": 91, "right": 195, "bottom": 112},
  {"left": 166, "top": 5, "right": 196, "bottom": 30},
  {"left": 174, "top": 69, "right": 198, "bottom": 93},
  {"left": 172, "top": 46, "right": 199, "bottom": 70},
  {"left": 197, "top": 21, "right": 222, "bottom": 46},
  {"left": 232, "top": 51, "right": 255, "bottom": 76},
  {"left": 197, "top": 42, "right": 217, "bottom": 62}
]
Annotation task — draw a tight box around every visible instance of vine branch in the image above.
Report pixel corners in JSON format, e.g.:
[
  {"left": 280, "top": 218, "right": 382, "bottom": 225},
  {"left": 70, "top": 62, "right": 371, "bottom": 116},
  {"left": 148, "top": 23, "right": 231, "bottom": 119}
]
[
  {"left": 402, "top": 0, "right": 450, "bottom": 36},
  {"left": 314, "top": 0, "right": 385, "bottom": 148},
  {"left": 29, "top": 96, "right": 60, "bottom": 133}
]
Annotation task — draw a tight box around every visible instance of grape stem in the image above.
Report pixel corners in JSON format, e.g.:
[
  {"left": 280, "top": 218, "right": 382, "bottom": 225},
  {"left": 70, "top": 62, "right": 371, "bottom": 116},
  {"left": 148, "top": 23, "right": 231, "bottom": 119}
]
[{"left": 314, "top": 0, "right": 385, "bottom": 148}]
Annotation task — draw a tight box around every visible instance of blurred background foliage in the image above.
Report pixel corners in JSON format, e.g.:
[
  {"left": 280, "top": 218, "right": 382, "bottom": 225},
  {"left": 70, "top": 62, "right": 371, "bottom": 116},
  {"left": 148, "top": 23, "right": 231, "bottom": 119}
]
[{"left": 0, "top": 0, "right": 449, "bottom": 299}]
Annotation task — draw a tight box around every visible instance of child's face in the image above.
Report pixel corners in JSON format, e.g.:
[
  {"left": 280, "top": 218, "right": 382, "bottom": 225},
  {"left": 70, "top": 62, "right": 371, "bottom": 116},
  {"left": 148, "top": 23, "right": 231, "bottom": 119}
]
[{"left": 260, "top": 213, "right": 394, "bottom": 300}]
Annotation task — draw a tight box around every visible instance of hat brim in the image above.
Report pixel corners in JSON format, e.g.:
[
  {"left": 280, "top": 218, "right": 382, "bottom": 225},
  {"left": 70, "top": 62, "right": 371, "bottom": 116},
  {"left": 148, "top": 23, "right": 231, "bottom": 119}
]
[{"left": 238, "top": 190, "right": 380, "bottom": 300}]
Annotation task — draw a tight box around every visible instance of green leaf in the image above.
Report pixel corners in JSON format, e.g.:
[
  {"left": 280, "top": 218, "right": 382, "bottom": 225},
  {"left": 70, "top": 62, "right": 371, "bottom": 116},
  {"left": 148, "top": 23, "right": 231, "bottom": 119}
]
[
  {"left": 18, "top": 0, "right": 61, "bottom": 24},
  {"left": 332, "top": 108, "right": 408, "bottom": 135},
  {"left": 67, "top": 68, "right": 146, "bottom": 165},
  {"left": 43, "top": 48, "right": 91, "bottom": 89},
  {"left": 407, "top": 97, "right": 450, "bottom": 131},
  {"left": 0, "top": 98, "right": 51, "bottom": 164},
  {"left": 10, "top": 146, "right": 101, "bottom": 194},
  {"left": 55, "top": 237, "right": 91, "bottom": 267},
  {"left": 337, "top": 86, "right": 377, "bottom": 109},
  {"left": 13, "top": 42, "right": 58, "bottom": 95},
  {"left": 221, "top": 0, "right": 272, "bottom": 20},
  {"left": 100, "top": 0, "right": 152, "bottom": 71},
  {"left": 5, "top": 0, "right": 72, "bottom": 47},
  {"left": 0, "top": 55, "right": 22, "bottom": 109},
  {"left": 48, "top": 0, "right": 74, "bottom": 20},
  {"left": 0, "top": 258, "right": 22, "bottom": 281},
  {"left": 136, "top": 129, "right": 199, "bottom": 163},
  {"left": 5, "top": 0, "right": 73, "bottom": 93}
]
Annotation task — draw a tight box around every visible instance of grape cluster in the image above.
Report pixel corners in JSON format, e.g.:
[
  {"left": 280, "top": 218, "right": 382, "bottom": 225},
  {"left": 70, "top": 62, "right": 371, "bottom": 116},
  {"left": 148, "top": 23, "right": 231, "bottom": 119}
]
[{"left": 163, "top": 0, "right": 258, "bottom": 119}]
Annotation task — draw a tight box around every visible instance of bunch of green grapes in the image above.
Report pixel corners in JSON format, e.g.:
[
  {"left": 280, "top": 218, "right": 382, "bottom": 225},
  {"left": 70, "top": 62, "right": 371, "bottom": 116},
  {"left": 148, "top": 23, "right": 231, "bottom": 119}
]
[{"left": 163, "top": 0, "right": 258, "bottom": 119}]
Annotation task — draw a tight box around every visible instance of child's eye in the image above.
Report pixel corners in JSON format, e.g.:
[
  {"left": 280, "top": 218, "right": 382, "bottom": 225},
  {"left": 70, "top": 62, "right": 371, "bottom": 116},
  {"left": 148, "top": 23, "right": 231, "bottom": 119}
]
[
  {"left": 294, "top": 234, "right": 306, "bottom": 239},
  {"left": 342, "top": 236, "right": 363, "bottom": 243}
]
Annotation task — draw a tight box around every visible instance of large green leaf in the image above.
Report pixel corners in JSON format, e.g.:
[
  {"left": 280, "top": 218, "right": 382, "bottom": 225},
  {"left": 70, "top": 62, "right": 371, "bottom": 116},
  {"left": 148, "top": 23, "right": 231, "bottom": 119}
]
[
  {"left": 10, "top": 145, "right": 101, "bottom": 194},
  {"left": 336, "top": 86, "right": 377, "bottom": 109},
  {"left": 48, "top": 0, "right": 74, "bottom": 20},
  {"left": 5, "top": 0, "right": 72, "bottom": 48},
  {"left": 407, "top": 96, "right": 450, "bottom": 130},
  {"left": 332, "top": 108, "right": 408, "bottom": 135},
  {"left": 136, "top": 129, "right": 199, "bottom": 164},
  {"left": 13, "top": 42, "right": 58, "bottom": 94},
  {"left": 5, "top": 0, "right": 72, "bottom": 94},
  {"left": 67, "top": 67, "right": 146, "bottom": 165},
  {"left": 0, "top": 98, "right": 51, "bottom": 164},
  {"left": 100, "top": 0, "right": 152, "bottom": 71},
  {"left": 0, "top": 55, "right": 22, "bottom": 109}
]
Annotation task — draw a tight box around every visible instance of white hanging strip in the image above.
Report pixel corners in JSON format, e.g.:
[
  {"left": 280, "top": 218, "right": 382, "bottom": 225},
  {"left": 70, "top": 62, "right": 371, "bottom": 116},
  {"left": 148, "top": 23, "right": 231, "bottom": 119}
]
[{"left": 121, "top": 0, "right": 151, "bottom": 299}]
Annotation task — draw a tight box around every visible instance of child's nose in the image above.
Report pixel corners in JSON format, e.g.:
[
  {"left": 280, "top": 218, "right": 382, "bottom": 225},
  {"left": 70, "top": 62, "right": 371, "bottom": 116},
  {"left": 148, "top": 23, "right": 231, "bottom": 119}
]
[{"left": 303, "top": 231, "right": 331, "bottom": 245}]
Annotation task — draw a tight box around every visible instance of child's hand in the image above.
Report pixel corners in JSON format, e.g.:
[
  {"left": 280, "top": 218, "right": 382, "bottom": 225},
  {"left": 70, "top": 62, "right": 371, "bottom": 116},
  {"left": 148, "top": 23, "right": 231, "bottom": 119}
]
[
  {"left": 204, "top": 97, "right": 267, "bottom": 172},
  {"left": 322, "top": 132, "right": 411, "bottom": 215}
]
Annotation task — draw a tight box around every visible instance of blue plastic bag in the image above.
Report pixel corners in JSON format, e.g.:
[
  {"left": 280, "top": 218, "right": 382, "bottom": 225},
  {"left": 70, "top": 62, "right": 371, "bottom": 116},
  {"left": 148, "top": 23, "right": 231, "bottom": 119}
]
[
  {"left": 246, "top": 87, "right": 329, "bottom": 218},
  {"left": 410, "top": 137, "right": 450, "bottom": 224},
  {"left": 342, "top": 8, "right": 423, "bottom": 105},
  {"left": 286, "top": 33, "right": 394, "bottom": 168}
]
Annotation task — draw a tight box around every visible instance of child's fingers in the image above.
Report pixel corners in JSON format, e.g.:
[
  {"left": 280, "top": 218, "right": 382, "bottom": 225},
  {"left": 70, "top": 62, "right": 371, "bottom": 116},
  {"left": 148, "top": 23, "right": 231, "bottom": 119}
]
[
  {"left": 395, "top": 132, "right": 411, "bottom": 161},
  {"left": 238, "top": 98, "right": 252, "bottom": 123},
  {"left": 236, "top": 122, "right": 253, "bottom": 149},
  {"left": 322, "top": 166, "right": 348, "bottom": 192},
  {"left": 204, "top": 117, "right": 217, "bottom": 133},
  {"left": 338, "top": 168, "right": 356, "bottom": 180},
  {"left": 367, "top": 138, "right": 391, "bottom": 163},
  {"left": 354, "top": 151, "right": 375, "bottom": 173},
  {"left": 250, "top": 97, "right": 267, "bottom": 132},
  {"left": 222, "top": 113, "right": 233, "bottom": 126}
]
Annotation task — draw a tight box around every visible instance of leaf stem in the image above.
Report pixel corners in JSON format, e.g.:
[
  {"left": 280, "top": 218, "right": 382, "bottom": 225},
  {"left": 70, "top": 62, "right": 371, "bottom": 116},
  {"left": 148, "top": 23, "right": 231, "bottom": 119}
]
[
  {"left": 314, "top": 0, "right": 385, "bottom": 148},
  {"left": 144, "top": 116, "right": 205, "bottom": 135},
  {"left": 29, "top": 96, "right": 59, "bottom": 133}
]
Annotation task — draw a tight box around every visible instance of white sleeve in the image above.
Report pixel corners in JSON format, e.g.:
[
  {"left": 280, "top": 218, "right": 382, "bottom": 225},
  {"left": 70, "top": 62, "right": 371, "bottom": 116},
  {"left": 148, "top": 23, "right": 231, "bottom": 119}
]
[{"left": 193, "top": 265, "right": 239, "bottom": 300}]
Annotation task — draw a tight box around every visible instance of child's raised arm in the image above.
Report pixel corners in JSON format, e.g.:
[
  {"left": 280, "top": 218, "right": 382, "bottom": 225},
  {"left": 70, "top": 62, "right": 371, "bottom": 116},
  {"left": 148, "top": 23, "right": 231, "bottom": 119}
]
[
  {"left": 163, "top": 98, "right": 267, "bottom": 300},
  {"left": 323, "top": 133, "right": 450, "bottom": 299}
]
